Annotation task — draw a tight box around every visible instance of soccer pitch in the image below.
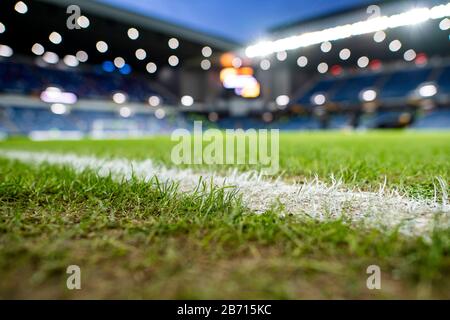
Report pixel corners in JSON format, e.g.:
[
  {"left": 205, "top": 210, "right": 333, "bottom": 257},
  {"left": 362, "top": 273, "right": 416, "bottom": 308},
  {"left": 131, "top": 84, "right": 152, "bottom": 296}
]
[{"left": 0, "top": 131, "right": 449, "bottom": 299}]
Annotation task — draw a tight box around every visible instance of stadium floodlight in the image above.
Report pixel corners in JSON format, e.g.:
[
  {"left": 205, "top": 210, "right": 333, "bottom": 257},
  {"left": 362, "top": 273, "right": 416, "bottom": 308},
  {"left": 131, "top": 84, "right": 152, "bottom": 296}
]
[
  {"left": 317, "top": 62, "right": 328, "bottom": 74},
  {"left": 49, "top": 32, "right": 62, "bottom": 45},
  {"left": 63, "top": 55, "right": 79, "bottom": 67},
  {"left": 14, "top": 1, "right": 28, "bottom": 14},
  {"left": 127, "top": 28, "right": 139, "bottom": 40},
  {"left": 357, "top": 56, "right": 370, "bottom": 68},
  {"left": 168, "top": 38, "right": 179, "bottom": 49},
  {"left": 276, "top": 95, "right": 290, "bottom": 107},
  {"left": 276, "top": 51, "right": 287, "bottom": 61},
  {"left": 245, "top": 3, "right": 450, "bottom": 58},
  {"left": 113, "top": 92, "right": 127, "bottom": 104},
  {"left": 155, "top": 108, "right": 166, "bottom": 119},
  {"left": 50, "top": 103, "right": 67, "bottom": 115},
  {"left": 339, "top": 48, "right": 351, "bottom": 60},
  {"left": 404, "top": 49, "right": 416, "bottom": 62},
  {"left": 361, "top": 89, "right": 377, "bottom": 102},
  {"left": 439, "top": 18, "right": 450, "bottom": 30},
  {"left": 0, "top": 45, "right": 14, "bottom": 58},
  {"left": 119, "top": 107, "right": 132, "bottom": 118},
  {"left": 297, "top": 56, "right": 308, "bottom": 67},
  {"left": 168, "top": 55, "right": 179, "bottom": 67},
  {"left": 96, "top": 41, "right": 108, "bottom": 53},
  {"left": 418, "top": 83, "right": 437, "bottom": 97},
  {"left": 320, "top": 41, "right": 332, "bottom": 53},
  {"left": 148, "top": 96, "right": 161, "bottom": 107},
  {"left": 260, "top": 59, "right": 271, "bottom": 70},
  {"left": 114, "top": 57, "right": 125, "bottom": 68},
  {"left": 76, "top": 51, "right": 88, "bottom": 62},
  {"left": 42, "top": 51, "right": 59, "bottom": 64},
  {"left": 31, "top": 43, "right": 44, "bottom": 56},
  {"left": 181, "top": 95, "right": 194, "bottom": 107},
  {"left": 135, "top": 49, "right": 146, "bottom": 60},
  {"left": 202, "top": 46, "right": 212, "bottom": 58},
  {"left": 373, "top": 30, "right": 386, "bottom": 43},
  {"left": 201, "top": 59, "right": 211, "bottom": 70},
  {"left": 146, "top": 62, "right": 157, "bottom": 74},
  {"left": 312, "top": 93, "right": 326, "bottom": 105},
  {"left": 77, "top": 16, "right": 90, "bottom": 29},
  {"left": 389, "top": 40, "right": 402, "bottom": 52},
  {"left": 0, "top": 22, "right": 5, "bottom": 34}
]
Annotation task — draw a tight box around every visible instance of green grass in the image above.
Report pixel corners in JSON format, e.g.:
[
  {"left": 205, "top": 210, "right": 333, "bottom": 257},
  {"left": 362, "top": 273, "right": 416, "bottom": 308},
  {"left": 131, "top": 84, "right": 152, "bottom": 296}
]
[{"left": 0, "top": 131, "right": 449, "bottom": 299}]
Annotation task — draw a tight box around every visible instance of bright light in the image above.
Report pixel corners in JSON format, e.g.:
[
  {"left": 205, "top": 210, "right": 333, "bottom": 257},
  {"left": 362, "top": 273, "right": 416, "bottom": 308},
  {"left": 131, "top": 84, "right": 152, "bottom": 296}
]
[
  {"left": 14, "top": 1, "right": 28, "bottom": 14},
  {"left": 77, "top": 16, "right": 90, "bottom": 28},
  {"left": 114, "top": 57, "right": 125, "bottom": 68},
  {"left": 113, "top": 92, "right": 127, "bottom": 104},
  {"left": 49, "top": 32, "right": 62, "bottom": 45},
  {"left": 41, "top": 87, "right": 77, "bottom": 104},
  {"left": 63, "top": 55, "right": 79, "bottom": 67},
  {"left": 43, "top": 51, "right": 59, "bottom": 64},
  {"left": 50, "top": 103, "right": 67, "bottom": 115},
  {"left": 155, "top": 108, "right": 166, "bottom": 119},
  {"left": 181, "top": 95, "right": 194, "bottom": 107},
  {"left": 232, "top": 57, "right": 242, "bottom": 68},
  {"left": 297, "top": 56, "right": 308, "bottom": 67},
  {"left": 148, "top": 96, "right": 161, "bottom": 107},
  {"left": 76, "top": 50, "right": 88, "bottom": 62},
  {"left": 418, "top": 83, "right": 437, "bottom": 97},
  {"left": 239, "top": 81, "right": 260, "bottom": 98},
  {"left": 168, "top": 55, "right": 179, "bottom": 67},
  {"left": 320, "top": 41, "right": 332, "bottom": 52},
  {"left": 404, "top": 49, "right": 416, "bottom": 61},
  {"left": 245, "top": 4, "right": 449, "bottom": 58},
  {"left": 312, "top": 93, "right": 326, "bottom": 105},
  {"left": 276, "top": 95, "right": 290, "bottom": 106},
  {"left": 0, "top": 45, "right": 13, "bottom": 58},
  {"left": 357, "top": 56, "right": 369, "bottom": 68},
  {"left": 31, "top": 43, "right": 44, "bottom": 56},
  {"left": 223, "top": 75, "right": 257, "bottom": 90},
  {"left": 276, "top": 51, "right": 287, "bottom": 61},
  {"left": 260, "top": 59, "right": 271, "bottom": 70},
  {"left": 128, "top": 28, "right": 139, "bottom": 40},
  {"left": 0, "top": 22, "right": 5, "bottom": 34},
  {"left": 373, "top": 30, "right": 386, "bottom": 42},
  {"left": 439, "top": 18, "right": 450, "bottom": 30},
  {"left": 361, "top": 89, "right": 377, "bottom": 102},
  {"left": 389, "top": 40, "right": 402, "bottom": 52},
  {"left": 339, "top": 48, "right": 351, "bottom": 60},
  {"left": 135, "top": 48, "right": 146, "bottom": 60},
  {"left": 202, "top": 46, "right": 212, "bottom": 57},
  {"left": 96, "top": 41, "right": 108, "bottom": 53},
  {"left": 201, "top": 59, "right": 211, "bottom": 70},
  {"left": 119, "top": 106, "right": 132, "bottom": 118},
  {"left": 146, "top": 62, "right": 157, "bottom": 74},
  {"left": 317, "top": 62, "right": 328, "bottom": 74},
  {"left": 168, "top": 38, "right": 179, "bottom": 49}
]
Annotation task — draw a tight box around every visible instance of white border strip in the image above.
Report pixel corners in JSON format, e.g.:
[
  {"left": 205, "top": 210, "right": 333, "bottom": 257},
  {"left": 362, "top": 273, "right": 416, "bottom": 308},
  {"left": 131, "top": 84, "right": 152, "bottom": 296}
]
[{"left": 0, "top": 149, "right": 448, "bottom": 236}]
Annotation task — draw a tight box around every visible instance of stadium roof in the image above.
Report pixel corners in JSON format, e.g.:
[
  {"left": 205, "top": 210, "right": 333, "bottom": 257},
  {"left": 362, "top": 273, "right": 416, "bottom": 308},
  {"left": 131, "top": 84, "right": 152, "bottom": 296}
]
[{"left": 41, "top": 0, "right": 240, "bottom": 51}]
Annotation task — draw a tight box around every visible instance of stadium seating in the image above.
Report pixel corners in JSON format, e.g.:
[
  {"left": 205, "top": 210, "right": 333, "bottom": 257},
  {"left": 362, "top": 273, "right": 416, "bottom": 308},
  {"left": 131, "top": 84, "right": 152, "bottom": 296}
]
[
  {"left": 296, "top": 63, "right": 450, "bottom": 106},
  {"left": 0, "top": 61, "right": 172, "bottom": 104}
]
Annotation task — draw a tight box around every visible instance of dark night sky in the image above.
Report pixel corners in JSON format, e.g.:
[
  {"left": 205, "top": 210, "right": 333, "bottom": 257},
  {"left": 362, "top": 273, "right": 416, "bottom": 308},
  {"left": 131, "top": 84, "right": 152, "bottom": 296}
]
[{"left": 97, "top": 0, "right": 376, "bottom": 43}]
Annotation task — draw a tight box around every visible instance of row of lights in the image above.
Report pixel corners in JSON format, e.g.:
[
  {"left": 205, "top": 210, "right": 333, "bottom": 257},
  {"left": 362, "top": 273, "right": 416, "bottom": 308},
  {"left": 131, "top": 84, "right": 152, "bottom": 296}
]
[
  {"left": 112, "top": 91, "right": 195, "bottom": 107},
  {"left": 1, "top": 1, "right": 215, "bottom": 73},
  {"left": 246, "top": 4, "right": 450, "bottom": 57},
  {"left": 310, "top": 82, "right": 438, "bottom": 106}
]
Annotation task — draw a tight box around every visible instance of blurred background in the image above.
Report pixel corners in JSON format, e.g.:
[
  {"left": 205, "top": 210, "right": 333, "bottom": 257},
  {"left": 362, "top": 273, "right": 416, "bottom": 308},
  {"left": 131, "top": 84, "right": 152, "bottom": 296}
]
[{"left": 0, "top": 0, "right": 449, "bottom": 140}]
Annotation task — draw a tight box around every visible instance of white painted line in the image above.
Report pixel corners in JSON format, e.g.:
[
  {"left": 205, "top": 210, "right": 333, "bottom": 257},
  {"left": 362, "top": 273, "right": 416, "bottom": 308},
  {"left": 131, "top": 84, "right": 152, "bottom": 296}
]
[{"left": 0, "top": 149, "right": 448, "bottom": 236}]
